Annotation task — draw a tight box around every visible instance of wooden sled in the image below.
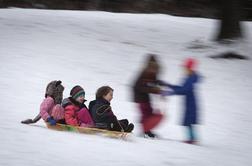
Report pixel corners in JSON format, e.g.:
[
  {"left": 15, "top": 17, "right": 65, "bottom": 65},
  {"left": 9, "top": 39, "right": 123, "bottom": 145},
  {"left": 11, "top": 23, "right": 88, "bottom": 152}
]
[{"left": 45, "top": 123, "right": 130, "bottom": 139}]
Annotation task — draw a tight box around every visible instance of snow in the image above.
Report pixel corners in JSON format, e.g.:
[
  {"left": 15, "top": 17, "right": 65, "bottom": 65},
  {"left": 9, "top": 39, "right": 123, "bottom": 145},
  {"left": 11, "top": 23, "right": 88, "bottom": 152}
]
[{"left": 0, "top": 8, "right": 252, "bottom": 166}]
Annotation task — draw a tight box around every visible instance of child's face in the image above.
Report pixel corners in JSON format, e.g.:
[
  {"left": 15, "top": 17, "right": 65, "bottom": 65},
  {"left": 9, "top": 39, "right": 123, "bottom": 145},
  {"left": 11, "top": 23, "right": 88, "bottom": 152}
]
[
  {"left": 185, "top": 68, "right": 193, "bottom": 75},
  {"left": 76, "top": 95, "right": 85, "bottom": 104},
  {"left": 103, "top": 90, "right": 113, "bottom": 102}
]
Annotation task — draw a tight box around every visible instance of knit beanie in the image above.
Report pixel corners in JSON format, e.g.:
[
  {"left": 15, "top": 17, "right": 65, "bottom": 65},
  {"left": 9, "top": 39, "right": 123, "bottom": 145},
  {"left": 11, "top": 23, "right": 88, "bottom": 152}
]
[
  {"left": 184, "top": 58, "right": 197, "bottom": 70},
  {"left": 70, "top": 85, "right": 85, "bottom": 100}
]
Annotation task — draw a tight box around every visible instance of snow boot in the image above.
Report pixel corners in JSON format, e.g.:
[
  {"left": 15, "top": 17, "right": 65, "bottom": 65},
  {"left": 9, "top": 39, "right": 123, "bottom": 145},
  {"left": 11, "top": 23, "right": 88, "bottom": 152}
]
[
  {"left": 144, "top": 131, "right": 157, "bottom": 138},
  {"left": 125, "top": 123, "right": 134, "bottom": 132}
]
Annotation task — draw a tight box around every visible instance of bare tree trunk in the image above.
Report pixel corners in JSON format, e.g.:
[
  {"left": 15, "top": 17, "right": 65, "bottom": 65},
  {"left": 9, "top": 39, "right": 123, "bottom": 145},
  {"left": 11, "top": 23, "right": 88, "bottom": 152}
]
[{"left": 216, "top": 0, "right": 242, "bottom": 41}]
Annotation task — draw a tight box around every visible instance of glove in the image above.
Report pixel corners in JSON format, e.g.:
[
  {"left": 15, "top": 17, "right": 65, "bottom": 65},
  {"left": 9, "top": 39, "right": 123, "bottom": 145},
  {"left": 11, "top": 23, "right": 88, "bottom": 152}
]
[
  {"left": 21, "top": 119, "right": 34, "bottom": 124},
  {"left": 161, "top": 90, "right": 172, "bottom": 96},
  {"left": 47, "top": 117, "right": 57, "bottom": 126}
]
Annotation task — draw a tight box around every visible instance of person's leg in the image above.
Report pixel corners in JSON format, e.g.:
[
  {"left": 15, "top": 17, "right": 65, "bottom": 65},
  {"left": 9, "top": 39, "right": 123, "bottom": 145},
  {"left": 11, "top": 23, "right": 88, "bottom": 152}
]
[
  {"left": 145, "top": 114, "right": 163, "bottom": 130},
  {"left": 138, "top": 103, "right": 163, "bottom": 137},
  {"left": 138, "top": 103, "right": 153, "bottom": 124},
  {"left": 126, "top": 123, "right": 134, "bottom": 132},
  {"left": 118, "top": 119, "right": 134, "bottom": 132},
  {"left": 77, "top": 108, "right": 94, "bottom": 127},
  {"left": 185, "top": 125, "right": 197, "bottom": 143},
  {"left": 144, "top": 131, "right": 157, "bottom": 138},
  {"left": 51, "top": 104, "right": 65, "bottom": 121},
  {"left": 109, "top": 121, "right": 124, "bottom": 131},
  {"left": 118, "top": 119, "right": 129, "bottom": 128}
]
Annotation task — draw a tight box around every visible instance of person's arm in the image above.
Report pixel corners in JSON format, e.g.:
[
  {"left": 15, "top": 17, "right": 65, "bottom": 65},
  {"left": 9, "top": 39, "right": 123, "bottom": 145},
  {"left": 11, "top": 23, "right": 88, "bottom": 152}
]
[
  {"left": 32, "top": 114, "right": 41, "bottom": 123},
  {"left": 168, "top": 79, "right": 192, "bottom": 95},
  {"left": 64, "top": 106, "right": 79, "bottom": 126},
  {"left": 136, "top": 80, "right": 161, "bottom": 94},
  {"left": 40, "top": 97, "right": 54, "bottom": 121},
  {"left": 21, "top": 114, "right": 40, "bottom": 124},
  {"left": 96, "top": 104, "right": 113, "bottom": 117}
]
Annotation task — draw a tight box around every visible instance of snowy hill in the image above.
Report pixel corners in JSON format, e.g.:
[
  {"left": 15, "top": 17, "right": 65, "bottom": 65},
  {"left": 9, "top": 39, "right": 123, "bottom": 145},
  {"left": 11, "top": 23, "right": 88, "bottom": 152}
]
[{"left": 0, "top": 8, "right": 251, "bottom": 166}]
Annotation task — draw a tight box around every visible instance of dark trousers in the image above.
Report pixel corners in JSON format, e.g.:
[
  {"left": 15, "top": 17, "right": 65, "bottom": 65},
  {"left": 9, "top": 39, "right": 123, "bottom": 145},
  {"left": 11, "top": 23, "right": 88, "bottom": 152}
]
[
  {"left": 110, "top": 119, "right": 129, "bottom": 131},
  {"left": 138, "top": 102, "right": 163, "bottom": 132}
]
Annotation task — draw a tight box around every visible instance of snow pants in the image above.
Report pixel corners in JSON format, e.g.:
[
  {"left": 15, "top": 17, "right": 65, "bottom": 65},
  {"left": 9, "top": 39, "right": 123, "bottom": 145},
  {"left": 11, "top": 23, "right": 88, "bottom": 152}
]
[{"left": 138, "top": 102, "right": 163, "bottom": 132}]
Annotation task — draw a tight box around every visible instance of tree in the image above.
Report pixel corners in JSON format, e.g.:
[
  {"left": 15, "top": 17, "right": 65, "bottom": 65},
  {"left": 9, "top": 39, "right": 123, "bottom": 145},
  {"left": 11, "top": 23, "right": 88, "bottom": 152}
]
[{"left": 216, "top": 0, "right": 243, "bottom": 41}]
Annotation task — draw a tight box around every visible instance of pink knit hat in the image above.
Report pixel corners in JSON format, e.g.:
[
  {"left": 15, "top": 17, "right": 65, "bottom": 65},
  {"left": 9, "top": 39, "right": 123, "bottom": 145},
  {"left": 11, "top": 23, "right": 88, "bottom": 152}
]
[{"left": 184, "top": 58, "right": 197, "bottom": 70}]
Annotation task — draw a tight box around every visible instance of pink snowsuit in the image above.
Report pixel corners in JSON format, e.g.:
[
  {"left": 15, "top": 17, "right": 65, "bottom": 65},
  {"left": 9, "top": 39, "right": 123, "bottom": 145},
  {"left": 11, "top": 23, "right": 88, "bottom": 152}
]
[
  {"left": 40, "top": 96, "right": 64, "bottom": 121},
  {"left": 64, "top": 104, "right": 94, "bottom": 127}
]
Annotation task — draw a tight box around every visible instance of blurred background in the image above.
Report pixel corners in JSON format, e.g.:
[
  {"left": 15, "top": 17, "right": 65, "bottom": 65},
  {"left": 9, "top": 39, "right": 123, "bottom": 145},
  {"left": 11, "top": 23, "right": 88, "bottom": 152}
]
[
  {"left": 1, "top": 0, "right": 252, "bottom": 42},
  {"left": 1, "top": 1, "right": 252, "bottom": 19}
]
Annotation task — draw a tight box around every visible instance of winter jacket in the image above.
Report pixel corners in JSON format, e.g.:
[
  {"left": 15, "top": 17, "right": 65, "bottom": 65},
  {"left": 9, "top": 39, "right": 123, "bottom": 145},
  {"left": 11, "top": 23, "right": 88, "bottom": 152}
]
[
  {"left": 168, "top": 72, "right": 200, "bottom": 126},
  {"left": 90, "top": 99, "right": 118, "bottom": 128},
  {"left": 88, "top": 100, "right": 96, "bottom": 115},
  {"left": 64, "top": 97, "right": 93, "bottom": 126},
  {"left": 133, "top": 71, "right": 160, "bottom": 103},
  {"left": 40, "top": 96, "right": 55, "bottom": 121}
]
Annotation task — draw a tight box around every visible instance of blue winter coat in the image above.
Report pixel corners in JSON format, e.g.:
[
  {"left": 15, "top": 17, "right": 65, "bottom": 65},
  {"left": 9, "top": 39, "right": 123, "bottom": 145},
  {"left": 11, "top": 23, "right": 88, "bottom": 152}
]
[{"left": 168, "top": 72, "right": 199, "bottom": 126}]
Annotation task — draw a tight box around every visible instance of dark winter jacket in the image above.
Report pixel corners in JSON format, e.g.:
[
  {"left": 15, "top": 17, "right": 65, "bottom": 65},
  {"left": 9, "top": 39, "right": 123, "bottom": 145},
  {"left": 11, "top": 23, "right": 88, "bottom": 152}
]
[
  {"left": 90, "top": 99, "right": 118, "bottom": 129},
  {"left": 133, "top": 71, "right": 160, "bottom": 103},
  {"left": 88, "top": 100, "right": 96, "bottom": 115},
  {"left": 168, "top": 72, "right": 200, "bottom": 126}
]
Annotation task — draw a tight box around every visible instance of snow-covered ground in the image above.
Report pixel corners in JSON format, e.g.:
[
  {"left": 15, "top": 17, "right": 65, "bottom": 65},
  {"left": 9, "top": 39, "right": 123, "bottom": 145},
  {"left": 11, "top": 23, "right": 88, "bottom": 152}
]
[{"left": 0, "top": 8, "right": 252, "bottom": 166}]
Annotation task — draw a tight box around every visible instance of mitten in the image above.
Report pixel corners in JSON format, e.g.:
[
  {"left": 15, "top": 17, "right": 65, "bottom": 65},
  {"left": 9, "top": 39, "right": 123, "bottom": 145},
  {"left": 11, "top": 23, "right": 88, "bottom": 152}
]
[{"left": 47, "top": 117, "right": 56, "bottom": 126}]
